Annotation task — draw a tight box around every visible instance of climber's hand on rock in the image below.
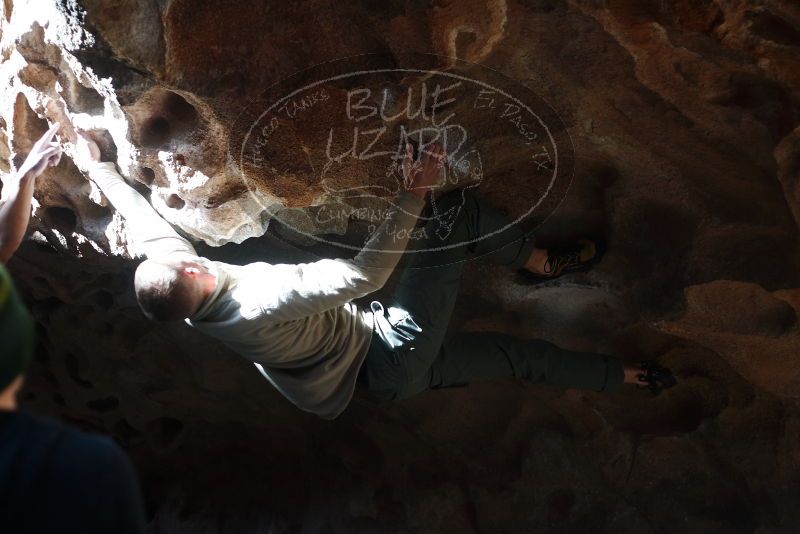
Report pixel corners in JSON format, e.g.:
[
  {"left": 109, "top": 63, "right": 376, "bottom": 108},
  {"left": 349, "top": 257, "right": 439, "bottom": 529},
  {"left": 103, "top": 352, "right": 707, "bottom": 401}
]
[
  {"left": 403, "top": 142, "right": 446, "bottom": 200},
  {"left": 17, "top": 122, "right": 62, "bottom": 180},
  {"left": 73, "top": 128, "right": 101, "bottom": 172}
]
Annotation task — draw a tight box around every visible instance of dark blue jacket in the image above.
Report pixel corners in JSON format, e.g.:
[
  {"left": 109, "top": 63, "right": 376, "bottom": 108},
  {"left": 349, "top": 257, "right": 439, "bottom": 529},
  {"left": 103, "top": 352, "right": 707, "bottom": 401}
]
[{"left": 0, "top": 410, "right": 146, "bottom": 534}]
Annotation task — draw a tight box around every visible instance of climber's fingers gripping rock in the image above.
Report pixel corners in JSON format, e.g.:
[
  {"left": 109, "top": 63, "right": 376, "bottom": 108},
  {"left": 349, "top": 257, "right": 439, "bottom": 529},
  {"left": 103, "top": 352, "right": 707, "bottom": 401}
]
[{"left": 72, "top": 128, "right": 102, "bottom": 173}]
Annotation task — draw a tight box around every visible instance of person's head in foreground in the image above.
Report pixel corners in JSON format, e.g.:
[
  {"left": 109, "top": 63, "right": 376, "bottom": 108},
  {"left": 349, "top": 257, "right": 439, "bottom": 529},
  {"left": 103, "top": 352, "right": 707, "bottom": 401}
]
[
  {"left": 0, "top": 264, "right": 34, "bottom": 410},
  {"left": 133, "top": 257, "right": 216, "bottom": 322}
]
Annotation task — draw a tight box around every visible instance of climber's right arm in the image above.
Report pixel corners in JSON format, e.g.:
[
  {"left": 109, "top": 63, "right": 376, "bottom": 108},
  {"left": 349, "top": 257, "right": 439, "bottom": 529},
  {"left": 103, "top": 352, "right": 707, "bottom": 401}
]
[{"left": 75, "top": 130, "right": 197, "bottom": 258}]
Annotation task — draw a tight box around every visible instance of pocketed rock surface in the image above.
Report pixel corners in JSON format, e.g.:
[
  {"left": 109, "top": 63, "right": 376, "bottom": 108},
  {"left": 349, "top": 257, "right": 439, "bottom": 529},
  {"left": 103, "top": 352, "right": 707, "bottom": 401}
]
[{"left": 2, "top": 1, "right": 800, "bottom": 532}]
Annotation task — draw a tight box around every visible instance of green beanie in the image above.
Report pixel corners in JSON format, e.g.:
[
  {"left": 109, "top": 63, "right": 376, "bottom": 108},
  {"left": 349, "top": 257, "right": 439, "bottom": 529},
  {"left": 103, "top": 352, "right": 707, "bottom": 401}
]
[{"left": 0, "top": 264, "right": 34, "bottom": 391}]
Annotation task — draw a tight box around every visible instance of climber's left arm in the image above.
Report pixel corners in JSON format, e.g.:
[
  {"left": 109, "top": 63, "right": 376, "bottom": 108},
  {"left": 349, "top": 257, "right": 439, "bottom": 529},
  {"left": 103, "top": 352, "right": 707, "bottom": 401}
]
[
  {"left": 0, "top": 122, "right": 62, "bottom": 263},
  {"left": 74, "top": 130, "right": 197, "bottom": 258}
]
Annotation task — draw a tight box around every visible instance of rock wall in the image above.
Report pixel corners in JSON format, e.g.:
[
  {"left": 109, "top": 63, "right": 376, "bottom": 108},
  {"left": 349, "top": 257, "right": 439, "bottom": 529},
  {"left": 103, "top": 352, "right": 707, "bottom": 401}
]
[{"left": 2, "top": 0, "right": 800, "bottom": 532}]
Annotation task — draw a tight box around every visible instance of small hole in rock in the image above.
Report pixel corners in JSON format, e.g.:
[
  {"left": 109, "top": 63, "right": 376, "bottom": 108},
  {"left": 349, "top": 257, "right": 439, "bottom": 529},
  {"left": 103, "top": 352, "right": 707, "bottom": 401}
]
[
  {"left": 141, "top": 116, "right": 171, "bottom": 148},
  {"left": 44, "top": 206, "right": 77, "bottom": 234},
  {"left": 139, "top": 166, "right": 155, "bottom": 185},
  {"left": 455, "top": 29, "right": 478, "bottom": 59},
  {"left": 163, "top": 91, "right": 198, "bottom": 125},
  {"left": 165, "top": 194, "right": 185, "bottom": 209}
]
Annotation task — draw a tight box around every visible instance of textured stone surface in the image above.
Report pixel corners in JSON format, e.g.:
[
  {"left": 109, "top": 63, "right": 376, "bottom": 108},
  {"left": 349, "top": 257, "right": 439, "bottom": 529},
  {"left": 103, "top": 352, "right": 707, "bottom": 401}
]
[{"left": 2, "top": 0, "right": 800, "bottom": 532}]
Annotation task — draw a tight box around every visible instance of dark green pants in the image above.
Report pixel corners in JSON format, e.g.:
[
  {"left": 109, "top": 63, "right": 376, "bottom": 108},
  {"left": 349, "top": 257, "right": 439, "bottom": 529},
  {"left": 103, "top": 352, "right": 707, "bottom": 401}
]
[{"left": 359, "top": 190, "right": 624, "bottom": 401}]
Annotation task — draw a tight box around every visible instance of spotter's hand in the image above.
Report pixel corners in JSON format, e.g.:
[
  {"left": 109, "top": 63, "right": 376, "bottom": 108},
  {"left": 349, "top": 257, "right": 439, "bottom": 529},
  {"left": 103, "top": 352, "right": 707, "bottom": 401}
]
[{"left": 17, "top": 122, "right": 62, "bottom": 178}]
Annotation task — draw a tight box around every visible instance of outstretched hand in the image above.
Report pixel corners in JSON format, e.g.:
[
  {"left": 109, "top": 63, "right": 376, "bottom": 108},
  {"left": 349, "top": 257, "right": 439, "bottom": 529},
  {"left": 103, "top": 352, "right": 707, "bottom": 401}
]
[
  {"left": 1, "top": 122, "right": 62, "bottom": 262},
  {"left": 17, "top": 122, "right": 62, "bottom": 179},
  {"left": 402, "top": 142, "right": 446, "bottom": 200},
  {"left": 73, "top": 128, "right": 101, "bottom": 172}
]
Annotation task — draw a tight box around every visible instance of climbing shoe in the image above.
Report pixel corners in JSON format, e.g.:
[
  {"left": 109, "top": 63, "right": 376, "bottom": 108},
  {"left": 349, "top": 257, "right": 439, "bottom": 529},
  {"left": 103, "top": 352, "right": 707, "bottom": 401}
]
[
  {"left": 637, "top": 363, "right": 677, "bottom": 396},
  {"left": 522, "top": 238, "right": 606, "bottom": 283}
]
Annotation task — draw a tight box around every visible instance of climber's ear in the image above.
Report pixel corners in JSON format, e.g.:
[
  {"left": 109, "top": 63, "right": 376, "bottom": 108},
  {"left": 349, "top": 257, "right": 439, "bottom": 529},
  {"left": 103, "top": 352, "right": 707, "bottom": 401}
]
[
  {"left": 184, "top": 265, "right": 201, "bottom": 276},
  {"left": 181, "top": 261, "right": 213, "bottom": 281},
  {"left": 183, "top": 263, "right": 206, "bottom": 277}
]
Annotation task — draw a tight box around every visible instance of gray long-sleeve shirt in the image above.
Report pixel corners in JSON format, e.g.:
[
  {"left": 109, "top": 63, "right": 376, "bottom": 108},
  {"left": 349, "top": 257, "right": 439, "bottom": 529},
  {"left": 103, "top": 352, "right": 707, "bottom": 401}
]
[{"left": 88, "top": 162, "right": 425, "bottom": 419}]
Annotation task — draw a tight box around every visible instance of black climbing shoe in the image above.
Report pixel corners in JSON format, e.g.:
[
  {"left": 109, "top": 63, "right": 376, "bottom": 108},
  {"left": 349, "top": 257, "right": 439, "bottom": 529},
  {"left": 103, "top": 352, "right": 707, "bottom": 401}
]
[
  {"left": 521, "top": 238, "right": 606, "bottom": 283},
  {"left": 637, "top": 363, "right": 677, "bottom": 396}
]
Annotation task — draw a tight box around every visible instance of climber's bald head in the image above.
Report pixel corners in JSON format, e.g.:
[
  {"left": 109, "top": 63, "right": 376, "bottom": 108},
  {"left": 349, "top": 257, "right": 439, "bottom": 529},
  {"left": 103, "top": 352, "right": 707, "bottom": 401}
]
[{"left": 133, "top": 258, "right": 215, "bottom": 322}]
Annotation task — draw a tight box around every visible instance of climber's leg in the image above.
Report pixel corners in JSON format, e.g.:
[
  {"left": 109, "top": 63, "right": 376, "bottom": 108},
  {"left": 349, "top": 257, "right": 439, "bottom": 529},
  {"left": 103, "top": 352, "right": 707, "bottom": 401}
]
[
  {"left": 362, "top": 189, "right": 538, "bottom": 399},
  {"left": 428, "top": 331, "right": 625, "bottom": 392}
]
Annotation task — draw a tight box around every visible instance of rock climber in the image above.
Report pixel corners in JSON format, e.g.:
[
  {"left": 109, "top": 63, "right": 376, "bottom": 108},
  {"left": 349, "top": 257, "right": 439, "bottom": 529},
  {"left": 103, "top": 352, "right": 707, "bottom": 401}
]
[{"left": 70, "top": 128, "right": 676, "bottom": 419}]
